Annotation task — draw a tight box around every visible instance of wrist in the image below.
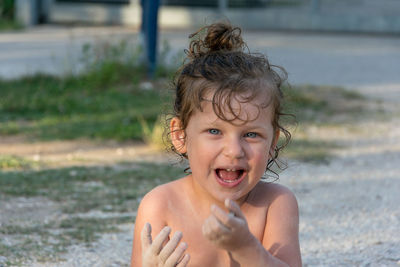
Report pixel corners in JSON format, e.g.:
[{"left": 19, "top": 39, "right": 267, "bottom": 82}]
[{"left": 229, "top": 234, "right": 262, "bottom": 259}]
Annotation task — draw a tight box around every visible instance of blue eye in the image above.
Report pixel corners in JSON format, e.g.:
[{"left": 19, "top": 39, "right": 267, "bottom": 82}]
[
  {"left": 245, "top": 132, "right": 258, "bottom": 138},
  {"left": 208, "top": 129, "right": 220, "bottom": 135}
]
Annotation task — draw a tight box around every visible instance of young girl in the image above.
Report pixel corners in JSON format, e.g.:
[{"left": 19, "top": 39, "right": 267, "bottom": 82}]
[{"left": 131, "top": 22, "right": 301, "bottom": 267}]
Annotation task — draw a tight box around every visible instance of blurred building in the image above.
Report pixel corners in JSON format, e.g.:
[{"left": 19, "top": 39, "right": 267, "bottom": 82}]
[{"left": 15, "top": 0, "right": 400, "bottom": 34}]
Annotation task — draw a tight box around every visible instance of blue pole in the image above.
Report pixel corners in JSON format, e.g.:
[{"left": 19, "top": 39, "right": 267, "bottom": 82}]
[{"left": 141, "top": 0, "right": 160, "bottom": 79}]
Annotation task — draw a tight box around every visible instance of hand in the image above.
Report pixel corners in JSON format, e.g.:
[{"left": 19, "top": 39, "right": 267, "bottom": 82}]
[
  {"left": 202, "top": 199, "right": 255, "bottom": 252},
  {"left": 141, "top": 223, "right": 190, "bottom": 267}
]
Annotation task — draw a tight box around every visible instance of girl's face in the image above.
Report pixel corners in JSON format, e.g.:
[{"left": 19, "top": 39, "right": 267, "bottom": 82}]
[{"left": 171, "top": 92, "right": 279, "bottom": 204}]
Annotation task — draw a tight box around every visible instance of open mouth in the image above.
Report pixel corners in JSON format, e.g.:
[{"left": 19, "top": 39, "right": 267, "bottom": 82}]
[{"left": 215, "top": 168, "right": 245, "bottom": 187}]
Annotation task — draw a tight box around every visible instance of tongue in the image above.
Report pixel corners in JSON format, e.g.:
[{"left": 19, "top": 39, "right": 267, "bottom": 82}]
[{"left": 218, "top": 169, "right": 241, "bottom": 180}]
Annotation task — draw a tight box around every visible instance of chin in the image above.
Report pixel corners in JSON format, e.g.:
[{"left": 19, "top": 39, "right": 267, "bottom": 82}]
[{"left": 214, "top": 190, "right": 247, "bottom": 203}]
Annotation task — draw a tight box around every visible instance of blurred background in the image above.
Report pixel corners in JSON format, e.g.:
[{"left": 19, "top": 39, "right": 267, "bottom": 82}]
[
  {"left": 1, "top": 0, "right": 400, "bottom": 266},
  {"left": 9, "top": 0, "right": 400, "bottom": 33}
]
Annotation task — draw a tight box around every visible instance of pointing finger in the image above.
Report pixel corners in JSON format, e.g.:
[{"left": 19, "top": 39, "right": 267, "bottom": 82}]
[
  {"left": 211, "top": 203, "right": 244, "bottom": 229},
  {"left": 210, "top": 204, "right": 231, "bottom": 226},
  {"left": 225, "top": 199, "right": 245, "bottom": 220}
]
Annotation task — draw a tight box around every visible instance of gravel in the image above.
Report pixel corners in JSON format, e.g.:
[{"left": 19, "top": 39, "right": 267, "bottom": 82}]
[{"left": 30, "top": 224, "right": 133, "bottom": 267}]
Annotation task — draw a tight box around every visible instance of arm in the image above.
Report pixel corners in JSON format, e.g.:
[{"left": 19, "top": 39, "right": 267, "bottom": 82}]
[
  {"left": 131, "top": 188, "right": 190, "bottom": 267},
  {"left": 202, "top": 188, "right": 301, "bottom": 267},
  {"left": 262, "top": 186, "right": 301, "bottom": 267}
]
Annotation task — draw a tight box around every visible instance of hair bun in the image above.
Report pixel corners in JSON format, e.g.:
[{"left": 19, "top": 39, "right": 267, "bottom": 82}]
[{"left": 187, "top": 22, "right": 245, "bottom": 59}]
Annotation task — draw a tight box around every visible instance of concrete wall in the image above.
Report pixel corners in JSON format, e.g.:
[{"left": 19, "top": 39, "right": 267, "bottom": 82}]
[
  {"left": 15, "top": 0, "right": 400, "bottom": 34},
  {"left": 47, "top": 0, "right": 142, "bottom": 26}
]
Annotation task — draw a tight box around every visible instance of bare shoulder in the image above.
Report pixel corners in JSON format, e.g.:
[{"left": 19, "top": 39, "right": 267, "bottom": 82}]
[
  {"left": 260, "top": 182, "right": 299, "bottom": 228},
  {"left": 138, "top": 177, "right": 185, "bottom": 217},
  {"left": 253, "top": 181, "right": 298, "bottom": 209},
  {"left": 257, "top": 182, "right": 301, "bottom": 267}
]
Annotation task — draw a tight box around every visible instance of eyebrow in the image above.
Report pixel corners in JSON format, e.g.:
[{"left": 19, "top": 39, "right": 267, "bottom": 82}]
[{"left": 205, "top": 119, "right": 268, "bottom": 130}]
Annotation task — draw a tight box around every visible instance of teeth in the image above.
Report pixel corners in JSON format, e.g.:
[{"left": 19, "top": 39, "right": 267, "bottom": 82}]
[
  {"left": 225, "top": 169, "right": 236, "bottom": 172},
  {"left": 222, "top": 179, "right": 236, "bottom": 183}
]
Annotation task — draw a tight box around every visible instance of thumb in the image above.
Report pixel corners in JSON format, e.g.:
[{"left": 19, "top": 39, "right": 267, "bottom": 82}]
[
  {"left": 140, "top": 222, "right": 153, "bottom": 250},
  {"left": 225, "top": 199, "right": 245, "bottom": 220}
]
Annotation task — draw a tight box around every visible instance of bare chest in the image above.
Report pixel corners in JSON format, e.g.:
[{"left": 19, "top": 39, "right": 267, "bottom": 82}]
[
  {"left": 167, "top": 207, "right": 267, "bottom": 266},
  {"left": 173, "top": 221, "right": 235, "bottom": 266}
]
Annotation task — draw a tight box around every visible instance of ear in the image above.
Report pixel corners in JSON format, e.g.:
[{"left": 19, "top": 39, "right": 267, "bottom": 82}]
[
  {"left": 170, "top": 117, "right": 187, "bottom": 154},
  {"left": 269, "top": 128, "right": 280, "bottom": 156}
]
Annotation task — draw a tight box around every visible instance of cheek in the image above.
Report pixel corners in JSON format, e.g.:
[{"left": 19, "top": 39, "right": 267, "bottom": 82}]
[
  {"left": 186, "top": 137, "right": 212, "bottom": 163},
  {"left": 247, "top": 143, "right": 271, "bottom": 167},
  {"left": 256, "top": 151, "right": 270, "bottom": 167},
  {"left": 247, "top": 141, "right": 270, "bottom": 157}
]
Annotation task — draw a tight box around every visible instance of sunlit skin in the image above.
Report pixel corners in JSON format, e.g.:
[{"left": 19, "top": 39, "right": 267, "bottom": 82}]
[{"left": 131, "top": 92, "right": 301, "bottom": 267}]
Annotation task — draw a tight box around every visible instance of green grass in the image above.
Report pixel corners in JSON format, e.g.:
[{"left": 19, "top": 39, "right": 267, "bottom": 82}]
[
  {"left": 0, "top": 18, "right": 22, "bottom": 31},
  {"left": 0, "top": 76, "right": 370, "bottom": 142},
  {"left": 0, "top": 74, "right": 172, "bottom": 141},
  {"left": 0, "top": 38, "right": 177, "bottom": 141},
  {"left": 0, "top": 35, "right": 374, "bottom": 144},
  {"left": 0, "top": 65, "right": 376, "bottom": 169},
  {"left": 0, "top": 155, "right": 39, "bottom": 170}
]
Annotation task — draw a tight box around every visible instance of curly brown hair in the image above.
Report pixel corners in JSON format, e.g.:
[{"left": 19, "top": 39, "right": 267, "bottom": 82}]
[{"left": 169, "top": 22, "right": 291, "bottom": 175}]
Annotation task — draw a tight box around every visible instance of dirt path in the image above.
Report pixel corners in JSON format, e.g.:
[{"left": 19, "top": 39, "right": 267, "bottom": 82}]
[{"left": 0, "top": 137, "right": 168, "bottom": 169}]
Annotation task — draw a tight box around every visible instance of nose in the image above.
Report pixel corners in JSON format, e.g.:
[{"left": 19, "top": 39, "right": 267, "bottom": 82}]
[{"left": 223, "top": 136, "right": 245, "bottom": 159}]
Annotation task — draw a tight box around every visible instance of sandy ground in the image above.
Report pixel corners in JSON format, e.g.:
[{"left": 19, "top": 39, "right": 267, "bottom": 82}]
[
  {"left": 285, "top": 120, "right": 400, "bottom": 266},
  {"left": 0, "top": 137, "right": 168, "bottom": 168}
]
